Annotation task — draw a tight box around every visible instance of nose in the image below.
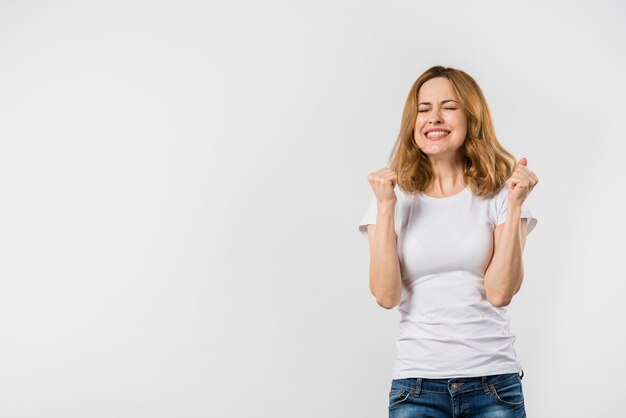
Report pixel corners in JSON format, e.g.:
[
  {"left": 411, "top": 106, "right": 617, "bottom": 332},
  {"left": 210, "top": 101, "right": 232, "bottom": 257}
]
[
  {"left": 427, "top": 108, "right": 444, "bottom": 124},
  {"left": 428, "top": 110, "right": 443, "bottom": 123}
]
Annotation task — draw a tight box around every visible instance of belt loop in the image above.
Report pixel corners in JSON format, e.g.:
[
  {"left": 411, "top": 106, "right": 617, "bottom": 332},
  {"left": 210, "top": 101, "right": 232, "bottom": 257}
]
[
  {"left": 414, "top": 378, "right": 422, "bottom": 396},
  {"left": 481, "top": 376, "right": 491, "bottom": 394},
  {"left": 519, "top": 369, "right": 524, "bottom": 380}
]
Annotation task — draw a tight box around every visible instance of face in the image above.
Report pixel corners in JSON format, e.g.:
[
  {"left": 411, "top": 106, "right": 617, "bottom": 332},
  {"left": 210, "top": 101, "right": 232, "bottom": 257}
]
[{"left": 414, "top": 77, "right": 467, "bottom": 161}]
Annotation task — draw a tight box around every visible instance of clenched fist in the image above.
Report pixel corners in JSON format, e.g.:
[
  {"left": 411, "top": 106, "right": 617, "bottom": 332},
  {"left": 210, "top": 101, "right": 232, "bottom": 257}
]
[
  {"left": 367, "top": 168, "right": 398, "bottom": 205},
  {"left": 508, "top": 157, "right": 539, "bottom": 208}
]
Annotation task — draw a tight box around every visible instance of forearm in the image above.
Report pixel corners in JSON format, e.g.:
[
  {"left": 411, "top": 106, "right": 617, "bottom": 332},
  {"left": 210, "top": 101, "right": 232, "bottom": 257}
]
[
  {"left": 369, "top": 203, "right": 402, "bottom": 309},
  {"left": 484, "top": 204, "right": 524, "bottom": 307}
]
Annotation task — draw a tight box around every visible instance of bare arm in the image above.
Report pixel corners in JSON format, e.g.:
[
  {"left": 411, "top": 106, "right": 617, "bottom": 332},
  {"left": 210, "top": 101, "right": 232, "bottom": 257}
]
[
  {"left": 484, "top": 204, "right": 529, "bottom": 307},
  {"left": 366, "top": 202, "right": 402, "bottom": 309}
]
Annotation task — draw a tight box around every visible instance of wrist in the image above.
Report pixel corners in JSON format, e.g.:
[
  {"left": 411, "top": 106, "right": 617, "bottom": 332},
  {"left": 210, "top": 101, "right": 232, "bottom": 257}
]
[
  {"left": 377, "top": 200, "right": 396, "bottom": 212},
  {"left": 507, "top": 203, "right": 522, "bottom": 218}
]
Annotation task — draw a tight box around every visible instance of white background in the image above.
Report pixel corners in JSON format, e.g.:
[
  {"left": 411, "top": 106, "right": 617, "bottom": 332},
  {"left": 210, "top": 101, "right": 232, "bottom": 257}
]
[{"left": 0, "top": 1, "right": 624, "bottom": 417}]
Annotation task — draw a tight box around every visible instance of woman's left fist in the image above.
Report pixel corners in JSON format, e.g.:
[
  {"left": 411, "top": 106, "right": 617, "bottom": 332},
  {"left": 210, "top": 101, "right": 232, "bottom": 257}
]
[{"left": 508, "top": 157, "right": 538, "bottom": 207}]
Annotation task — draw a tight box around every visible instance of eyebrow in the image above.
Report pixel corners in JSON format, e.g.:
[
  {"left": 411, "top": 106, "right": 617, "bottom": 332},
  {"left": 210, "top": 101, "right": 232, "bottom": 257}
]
[{"left": 417, "top": 100, "right": 458, "bottom": 106}]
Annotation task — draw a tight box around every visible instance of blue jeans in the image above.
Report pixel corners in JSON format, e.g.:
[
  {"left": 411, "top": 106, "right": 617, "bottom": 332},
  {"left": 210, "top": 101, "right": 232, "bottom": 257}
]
[{"left": 389, "top": 371, "right": 526, "bottom": 417}]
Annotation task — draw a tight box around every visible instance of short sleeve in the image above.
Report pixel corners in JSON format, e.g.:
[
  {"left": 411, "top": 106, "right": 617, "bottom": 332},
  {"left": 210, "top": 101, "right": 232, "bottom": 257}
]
[
  {"left": 494, "top": 186, "right": 538, "bottom": 235},
  {"left": 358, "top": 185, "right": 405, "bottom": 239},
  {"left": 358, "top": 197, "right": 377, "bottom": 239}
]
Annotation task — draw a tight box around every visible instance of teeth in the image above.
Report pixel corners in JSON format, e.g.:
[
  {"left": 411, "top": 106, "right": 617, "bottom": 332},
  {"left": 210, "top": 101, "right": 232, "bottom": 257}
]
[{"left": 426, "top": 131, "right": 450, "bottom": 138}]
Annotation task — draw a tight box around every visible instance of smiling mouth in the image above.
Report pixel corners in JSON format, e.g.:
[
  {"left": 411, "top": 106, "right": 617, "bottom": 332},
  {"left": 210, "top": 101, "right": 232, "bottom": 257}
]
[{"left": 425, "top": 130, "right": 451, "bottom": 140}]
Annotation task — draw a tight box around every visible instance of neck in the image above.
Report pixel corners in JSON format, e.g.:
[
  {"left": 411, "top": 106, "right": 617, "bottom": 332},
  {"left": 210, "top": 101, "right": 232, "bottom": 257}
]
[{"left": 426, "top": 153, "right": 465, "bottom": 194}]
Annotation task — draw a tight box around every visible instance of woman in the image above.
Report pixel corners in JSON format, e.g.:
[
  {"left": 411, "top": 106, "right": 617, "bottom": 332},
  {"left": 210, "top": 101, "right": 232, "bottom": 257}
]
[{"left": 358, "top": 65, "right": 538, "bottom": 417}]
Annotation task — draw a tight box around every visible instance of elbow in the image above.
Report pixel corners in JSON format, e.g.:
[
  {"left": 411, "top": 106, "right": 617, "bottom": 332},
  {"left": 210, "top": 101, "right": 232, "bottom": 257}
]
[
  {"left": 370, "top": 273, "right": 402, "bottom": 309},
  {"left": 487, "top": 292, "right": 513, "bottom": 308},
  {"left": 485, "top": 284, "right": 512, "bottom": 308},
  {"left": 484, "top": 272, "right": 523, "bottom": 308},
  {"left": 371, "top": 288, "right": 400, "bottom": 310},
  {"left": 487, "top": 294, "right": 512, "bottom": 308},
  {"left": 376, "top": 297, "right": 399, "bottom": 310}
]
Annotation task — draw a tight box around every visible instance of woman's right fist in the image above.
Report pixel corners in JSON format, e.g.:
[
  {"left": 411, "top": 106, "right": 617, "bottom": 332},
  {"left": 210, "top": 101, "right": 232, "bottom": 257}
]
[{"left": 367, "top": 168, "right": 398, "bottom": 205}]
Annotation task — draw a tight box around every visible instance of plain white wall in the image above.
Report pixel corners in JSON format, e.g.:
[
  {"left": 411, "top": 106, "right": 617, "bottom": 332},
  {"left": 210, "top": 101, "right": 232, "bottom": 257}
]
[{"left": 0, "top": 0, "right": 624, "bottom": 417}]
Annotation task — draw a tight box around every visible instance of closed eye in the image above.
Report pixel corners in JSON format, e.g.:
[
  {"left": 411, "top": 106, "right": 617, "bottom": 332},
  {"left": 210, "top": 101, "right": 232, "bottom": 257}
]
[{"left": 418, "top": 108, "right": 457, "bottom": 112}]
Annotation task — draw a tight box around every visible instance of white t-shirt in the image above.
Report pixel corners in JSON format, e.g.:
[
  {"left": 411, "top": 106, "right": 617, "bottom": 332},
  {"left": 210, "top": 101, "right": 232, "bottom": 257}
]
[{"left": 358, "top": 184, "right": 537, "bottom": 379}]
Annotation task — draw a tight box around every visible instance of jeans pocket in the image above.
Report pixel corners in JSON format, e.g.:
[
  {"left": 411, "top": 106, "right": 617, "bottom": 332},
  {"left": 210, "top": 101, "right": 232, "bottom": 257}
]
[
  {"left": 490, "top": 376, "right": 525, "bottom": 408},
  {"left": 388, "top": 389, "right": 411, "bottom": 410}
]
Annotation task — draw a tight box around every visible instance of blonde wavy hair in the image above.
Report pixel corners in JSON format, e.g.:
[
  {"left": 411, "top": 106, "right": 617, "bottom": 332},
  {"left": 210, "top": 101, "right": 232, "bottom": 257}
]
[{"left": 388, "top": 65, "right": 516, "bottom": 198}]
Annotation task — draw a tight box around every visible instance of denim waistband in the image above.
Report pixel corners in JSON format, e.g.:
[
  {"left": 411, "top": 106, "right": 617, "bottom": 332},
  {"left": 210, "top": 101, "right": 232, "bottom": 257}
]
[{"left": 391, "top": 370, "right": 524, "bottom": 396}]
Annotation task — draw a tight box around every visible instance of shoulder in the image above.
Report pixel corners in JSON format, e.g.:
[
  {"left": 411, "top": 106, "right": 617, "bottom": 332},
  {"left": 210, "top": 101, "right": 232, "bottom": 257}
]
[
  {"left": 393, "top": 184, "right": 414, "bottom": 211},
  {"left": 393, "top": 183, "right": 409, "bottom": 199},
  {"left": 481, "top": 184, "right": 509, "bottom": 226},
  {"left": 387, "top": 185, "right": 414, "bottom": 235},
  {"left": 490, "top": 183, "right": 509, "bottom": 200},
  {"left": 480, "top": 184, "right": 508, "bottom": 206}
]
